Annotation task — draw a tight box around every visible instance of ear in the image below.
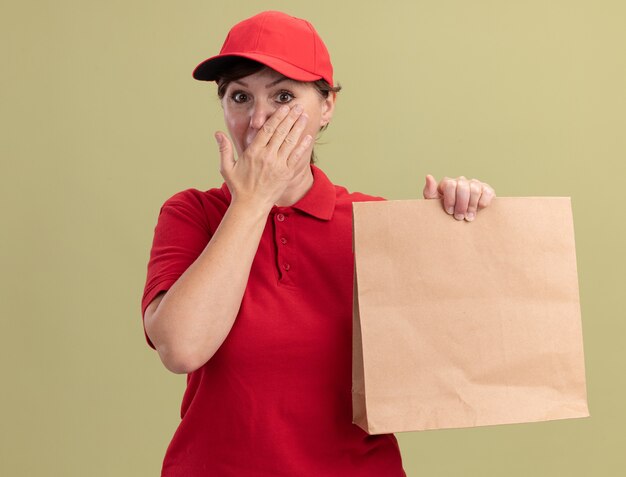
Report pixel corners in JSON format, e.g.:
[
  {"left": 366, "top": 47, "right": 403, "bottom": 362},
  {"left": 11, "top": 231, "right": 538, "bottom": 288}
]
[{"left": 319, "top": 92, "right": 336, "bottom": 127}]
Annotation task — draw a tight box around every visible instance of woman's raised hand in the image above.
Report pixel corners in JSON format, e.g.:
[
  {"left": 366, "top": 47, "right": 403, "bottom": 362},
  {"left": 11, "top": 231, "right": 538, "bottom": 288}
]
[
  {"left": 422, "top": 175, "right": 496, "bottom": 221},
  {"left": 214, "top": 104, "right": 312, "bottom": 209}
]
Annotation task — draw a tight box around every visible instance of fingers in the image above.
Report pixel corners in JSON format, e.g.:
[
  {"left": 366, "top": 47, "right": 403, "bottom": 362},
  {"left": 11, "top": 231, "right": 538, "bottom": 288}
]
[
  {"left": 478, "top": 183, "right": 496, "bottom": 209},
  {"left": 453, "top": 178, "right": 470, "bottom": 221},
  {"left": 439, "top": 177, "right": 457, "bottom": 215},
  {"left": 215, "top": 131, "right": 234, "bottom": 177},
  {"left": 435, "top": 176, "right": 496, "bottom": 221},
  {"left": 267, "top": 104, "right": 307, "bottom": 152},
  {"left": 248, "top": 105, "right": 291, "bottom": 150},
  {"left": 422, "top": 174, "right": 439, "bottom": 199},
  {"left": 246, "top": 104, "right": 309, "bottom": 168},
  {"left": 287, "top": 135, "right": 313, "bottom": 170},
  {"left": 250, "top": 104, "right": 305, "bottom": 153},
  {"left": 465, "top": 180, "right": 483, "bottom": 221},
  {"left": 278, "top": 112, "right": 309, "bottom": 161}
]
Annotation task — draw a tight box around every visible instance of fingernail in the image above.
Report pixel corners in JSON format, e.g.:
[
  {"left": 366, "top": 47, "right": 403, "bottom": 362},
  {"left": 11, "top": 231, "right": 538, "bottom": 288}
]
[
  {"left": 293, "top": 104, "right": 303, "bottom": 113},
  {"left": 303, "top": 135, "right": 312, "bottom": 145},
  {"left": 446, "top": 207, "right": 454, "bottom": 214},
  {"left": 280, "top": 105, "right": 289, "bottom": 113},
  {"left": 454, "top": 213, "right": 464, "bottom": 221},
  {"left": 214, "top": 133, "right": 222, "bottom": 145},
  {"left": 466, "top": 212, "right": 475, "bottom": 221}
]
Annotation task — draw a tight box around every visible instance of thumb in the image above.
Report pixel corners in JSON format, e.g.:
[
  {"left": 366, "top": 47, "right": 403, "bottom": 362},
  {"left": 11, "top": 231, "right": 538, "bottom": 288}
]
[
  {"left": 215, "top": 132, "right": 234, "bottom": 175},
  {"left": 422, "top": 174, "right": 439, "bottom": 199}
]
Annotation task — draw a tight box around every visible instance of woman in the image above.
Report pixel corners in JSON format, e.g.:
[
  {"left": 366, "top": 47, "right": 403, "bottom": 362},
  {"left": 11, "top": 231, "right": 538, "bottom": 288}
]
[{"left": 141, "top": 11, "right": 495, "bottom": 476}]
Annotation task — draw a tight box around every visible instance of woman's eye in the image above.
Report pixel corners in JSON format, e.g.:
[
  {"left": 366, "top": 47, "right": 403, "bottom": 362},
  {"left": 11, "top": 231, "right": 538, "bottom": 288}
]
[
  {"left": 231, "top": 92, "right": 249, "bottom": 103},
  {"left": 276, "top": 91, "right": 294, "bottom": 103}
]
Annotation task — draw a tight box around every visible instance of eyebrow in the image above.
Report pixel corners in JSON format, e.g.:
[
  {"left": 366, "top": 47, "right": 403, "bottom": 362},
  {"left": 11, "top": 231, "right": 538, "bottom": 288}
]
[{"left": 233, "top": 77, "right": 293, "bottom": 88}]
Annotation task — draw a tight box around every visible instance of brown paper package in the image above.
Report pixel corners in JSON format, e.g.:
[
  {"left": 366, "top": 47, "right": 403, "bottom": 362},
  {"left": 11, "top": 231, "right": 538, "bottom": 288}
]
[{"left": 352, "top": 198, "right": 589, "bottom": 434}]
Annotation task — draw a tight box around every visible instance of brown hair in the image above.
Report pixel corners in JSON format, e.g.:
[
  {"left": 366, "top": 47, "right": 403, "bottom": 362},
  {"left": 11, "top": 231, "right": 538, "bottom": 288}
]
[{"left": 215, "top": 58, "right": 341, "bottom": 163}]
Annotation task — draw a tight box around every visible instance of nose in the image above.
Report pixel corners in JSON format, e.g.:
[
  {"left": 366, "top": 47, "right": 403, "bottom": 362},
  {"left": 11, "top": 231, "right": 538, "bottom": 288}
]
[{"left": 249, "top": 101, "right": 277, "bottom": 130}]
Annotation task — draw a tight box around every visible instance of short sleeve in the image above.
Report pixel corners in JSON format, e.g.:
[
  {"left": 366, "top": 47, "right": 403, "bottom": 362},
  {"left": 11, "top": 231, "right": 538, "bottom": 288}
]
[{"left": 140, "top": 189, "right": 217, "bottom": 349}]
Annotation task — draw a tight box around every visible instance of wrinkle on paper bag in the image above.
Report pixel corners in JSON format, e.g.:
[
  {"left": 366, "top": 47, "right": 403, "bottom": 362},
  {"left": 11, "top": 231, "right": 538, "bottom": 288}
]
[{"left": 351, "top": 198, "right": 589, "bottom": 434}]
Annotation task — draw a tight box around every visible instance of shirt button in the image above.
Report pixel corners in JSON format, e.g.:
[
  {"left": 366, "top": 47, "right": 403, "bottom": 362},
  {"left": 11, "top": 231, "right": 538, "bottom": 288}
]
[
  {"left": 283, "top": 263, "right": 291, "bottom": 271},
  {"left": 280, "top": 237, "right": 287, "bottom": 245},
  {"left": 276, "top": 213, "right": 285, "bottom": 222}
]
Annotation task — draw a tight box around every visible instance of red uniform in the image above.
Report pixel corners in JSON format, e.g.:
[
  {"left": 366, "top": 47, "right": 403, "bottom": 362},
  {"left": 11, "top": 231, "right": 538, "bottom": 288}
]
[{"left": 141, "top": 165, "right": 406, "bottom": 476}]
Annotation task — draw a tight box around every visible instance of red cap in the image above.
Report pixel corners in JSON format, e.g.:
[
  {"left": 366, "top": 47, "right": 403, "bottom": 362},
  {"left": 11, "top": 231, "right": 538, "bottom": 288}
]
[{"left": 192, "top": 11, "right": 334, "bottom": 86}]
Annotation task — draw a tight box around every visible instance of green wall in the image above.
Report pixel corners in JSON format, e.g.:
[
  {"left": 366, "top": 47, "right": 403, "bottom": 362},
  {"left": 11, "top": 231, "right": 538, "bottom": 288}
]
[{"left": 2, "top": 1, "right": 624, "bottom": 475}]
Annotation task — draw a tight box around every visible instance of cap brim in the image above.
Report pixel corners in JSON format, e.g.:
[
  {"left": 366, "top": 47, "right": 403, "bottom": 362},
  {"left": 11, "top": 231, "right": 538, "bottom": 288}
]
[{"left": 192, "top": 53, "right": 324, "bottom": 83}]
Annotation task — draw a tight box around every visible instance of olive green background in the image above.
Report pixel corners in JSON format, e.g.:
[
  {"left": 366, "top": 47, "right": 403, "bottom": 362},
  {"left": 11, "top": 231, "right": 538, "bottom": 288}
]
[{"left": 2, "top": 1, "right": 624, "bottom": 475}]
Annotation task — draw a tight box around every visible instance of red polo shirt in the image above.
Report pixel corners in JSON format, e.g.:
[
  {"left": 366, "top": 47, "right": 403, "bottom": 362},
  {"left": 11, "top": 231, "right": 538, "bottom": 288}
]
[{"left": 141, "top": 165, "right": 406, "bottom": 476}]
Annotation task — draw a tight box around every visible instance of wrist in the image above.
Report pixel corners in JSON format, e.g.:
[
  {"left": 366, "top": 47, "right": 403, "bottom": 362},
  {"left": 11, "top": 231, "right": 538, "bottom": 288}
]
[{"left": 228, "top": 196, "right": 273, "bottom": 220}]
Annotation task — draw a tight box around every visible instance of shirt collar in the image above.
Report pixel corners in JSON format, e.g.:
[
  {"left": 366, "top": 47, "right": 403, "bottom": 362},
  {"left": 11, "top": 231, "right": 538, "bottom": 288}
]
[{"left": 220, "top": 165, "right": 336, "bottom": 221}]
